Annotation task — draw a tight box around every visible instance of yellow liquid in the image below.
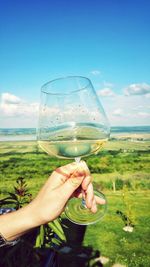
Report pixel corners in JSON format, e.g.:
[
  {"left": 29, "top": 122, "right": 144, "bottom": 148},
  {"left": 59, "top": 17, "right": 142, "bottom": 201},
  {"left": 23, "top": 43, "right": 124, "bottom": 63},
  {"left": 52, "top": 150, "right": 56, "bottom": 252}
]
[{"left": 38, "top": 139, "right": 107, "bottom": 159}]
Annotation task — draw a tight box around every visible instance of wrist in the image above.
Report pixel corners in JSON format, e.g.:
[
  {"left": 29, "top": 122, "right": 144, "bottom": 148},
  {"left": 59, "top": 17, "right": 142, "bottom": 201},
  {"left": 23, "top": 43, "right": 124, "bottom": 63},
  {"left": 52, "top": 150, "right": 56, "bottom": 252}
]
[
  {"left": 0, "top": 205, "right": 38, "bottom": 241},
  {"left": 0, "top": 232, "right": 20, "bottom": 247},
  {"left": 26, "top": 200, "right": 50, "bottom": 227}
]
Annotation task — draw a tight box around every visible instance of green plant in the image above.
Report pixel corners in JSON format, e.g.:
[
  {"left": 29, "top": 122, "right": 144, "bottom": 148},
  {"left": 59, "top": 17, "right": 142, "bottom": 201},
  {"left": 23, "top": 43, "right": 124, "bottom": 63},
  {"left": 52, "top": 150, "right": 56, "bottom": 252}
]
[
  {"left": 116, "top": 186, "right": 135, "bottom": 229},
  {"left": 115, "top": 178, "right": 124, "bottom": 190},
  {"left": 35, "top": 219, "right": 66, "bottom": 248},
  {"left": 116, "top": 210, "right": 134, "bottom": 227},
  {"left": 0, "top": 177, "right": 32, "bottom": 209}
]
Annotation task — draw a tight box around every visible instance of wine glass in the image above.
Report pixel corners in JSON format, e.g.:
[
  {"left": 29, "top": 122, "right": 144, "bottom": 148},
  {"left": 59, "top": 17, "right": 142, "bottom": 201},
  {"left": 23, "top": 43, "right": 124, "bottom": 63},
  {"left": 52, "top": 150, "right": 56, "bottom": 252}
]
[{"left": 37, "top": 76, "right": 110, "bottom": 225}]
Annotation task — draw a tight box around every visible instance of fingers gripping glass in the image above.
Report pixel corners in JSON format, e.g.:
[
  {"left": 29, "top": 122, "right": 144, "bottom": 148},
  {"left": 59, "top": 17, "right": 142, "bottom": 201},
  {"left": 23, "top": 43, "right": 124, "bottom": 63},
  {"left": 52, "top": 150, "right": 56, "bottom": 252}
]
[{"left": 37, "top": 76, "right": 110, "bottom": 225}]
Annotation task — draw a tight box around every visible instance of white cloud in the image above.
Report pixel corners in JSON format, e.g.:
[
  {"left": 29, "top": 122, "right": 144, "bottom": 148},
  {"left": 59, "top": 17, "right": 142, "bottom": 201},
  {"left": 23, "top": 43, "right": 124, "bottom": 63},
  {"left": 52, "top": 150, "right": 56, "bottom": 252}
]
[
  {"left": 103, "top": 81, "right": 114, "bottom": 88},
  {"left": 90, "top": 70, "right": 101, "bottom": 76},
  {"left": 112, "top": 108, "right": 124, "bottom": 116},
  {"left": 124, "top": 83, "right": 150, "bottom": 96},
  {"left": 132, "top": 105, "right": 143, "bottom": 111},
  {"left": 1, "top": 92, "right": 22, "bottom": 104},
  {"left": 100, "top": 93, "right": 150, "bottom": 126},
  {"left": 0, "top": 93, "right": 39, "bottom": 117},
  {"left": 0, "top": 92, "right": 39, "bottom": 127},
  {"left": 138, "top": 112, "right": 150, "bottom": 118},
  {"left": 145, "top": 93, "right": 150, "bottom": 98},
  {"left": 1, "top": 88, "right": 150, "bottom": 127},
  {"left": 98, "top": 88, "right": 115, "bottom": 97}
]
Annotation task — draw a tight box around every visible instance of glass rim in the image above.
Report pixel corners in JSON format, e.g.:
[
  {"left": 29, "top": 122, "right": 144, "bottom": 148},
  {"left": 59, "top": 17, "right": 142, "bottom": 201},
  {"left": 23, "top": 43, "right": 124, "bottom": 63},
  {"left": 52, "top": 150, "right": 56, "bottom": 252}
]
[{"left": 41, "top": 75, "right": 92, "bottom": 95}]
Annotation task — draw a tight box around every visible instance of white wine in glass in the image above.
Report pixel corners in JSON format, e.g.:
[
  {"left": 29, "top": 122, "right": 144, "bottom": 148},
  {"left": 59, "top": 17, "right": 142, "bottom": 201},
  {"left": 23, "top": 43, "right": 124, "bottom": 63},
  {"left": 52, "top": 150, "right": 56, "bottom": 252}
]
[{"left": 37, "top": 76, "right": 110, "bottom": 225}]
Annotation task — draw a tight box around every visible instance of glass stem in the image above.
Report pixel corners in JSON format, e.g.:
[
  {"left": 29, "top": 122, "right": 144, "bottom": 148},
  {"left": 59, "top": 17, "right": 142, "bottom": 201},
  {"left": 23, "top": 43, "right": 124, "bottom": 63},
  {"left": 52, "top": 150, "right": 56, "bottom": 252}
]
[
  {"left": 81, "top": 190, "right": 87, "bottom": 209},
  {"left": 75, "top": 157, "right": 87, "bottom": 209}
]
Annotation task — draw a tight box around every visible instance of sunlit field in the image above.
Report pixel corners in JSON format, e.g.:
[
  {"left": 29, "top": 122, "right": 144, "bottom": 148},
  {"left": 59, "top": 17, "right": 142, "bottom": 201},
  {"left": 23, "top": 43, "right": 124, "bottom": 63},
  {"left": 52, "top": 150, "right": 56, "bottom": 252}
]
[{"left": 0, "top": 140, "right": 150, "bottom": 266}]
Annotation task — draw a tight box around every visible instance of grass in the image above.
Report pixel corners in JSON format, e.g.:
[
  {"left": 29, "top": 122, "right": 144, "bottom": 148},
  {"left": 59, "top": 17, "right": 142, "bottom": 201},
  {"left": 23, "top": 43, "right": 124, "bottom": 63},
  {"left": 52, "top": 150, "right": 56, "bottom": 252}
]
[
  {"left": 0, "top": 140, "right": 150, "bottom": 266},
  {"left": 83, "top": 192, "right": 150, "bottom": 266},
  {"left": 105, "top": 139, "right": 150, "bottom": 151}
]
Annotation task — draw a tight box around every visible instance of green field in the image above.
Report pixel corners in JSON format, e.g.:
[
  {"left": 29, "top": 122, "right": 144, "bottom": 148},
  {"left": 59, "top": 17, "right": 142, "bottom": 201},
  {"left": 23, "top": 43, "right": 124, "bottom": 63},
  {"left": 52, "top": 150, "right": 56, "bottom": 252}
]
[{"left": 0, "top": 140, "right": 150, "bottom": 266}]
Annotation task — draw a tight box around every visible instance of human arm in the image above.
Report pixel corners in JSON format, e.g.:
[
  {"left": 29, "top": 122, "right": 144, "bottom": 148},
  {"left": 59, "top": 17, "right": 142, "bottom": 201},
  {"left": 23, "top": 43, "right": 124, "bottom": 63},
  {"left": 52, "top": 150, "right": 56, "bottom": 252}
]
[{"left": 0, "top": 161, "right": 105, "bottom": 243}]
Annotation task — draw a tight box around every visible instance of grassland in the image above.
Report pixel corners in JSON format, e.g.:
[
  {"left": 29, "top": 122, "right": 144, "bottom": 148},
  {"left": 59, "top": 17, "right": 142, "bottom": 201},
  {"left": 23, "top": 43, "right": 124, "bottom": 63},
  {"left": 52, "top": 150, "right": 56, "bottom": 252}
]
[{"left": 0, "top": 140, "right": 150, "bottom": 267}]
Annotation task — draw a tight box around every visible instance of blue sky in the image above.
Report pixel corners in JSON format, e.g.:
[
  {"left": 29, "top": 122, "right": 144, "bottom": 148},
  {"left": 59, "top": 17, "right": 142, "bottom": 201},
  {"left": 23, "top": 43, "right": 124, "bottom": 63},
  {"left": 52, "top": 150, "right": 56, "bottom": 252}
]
[{"left": 0, "top": 0, "right": 150, "bottom": 127}]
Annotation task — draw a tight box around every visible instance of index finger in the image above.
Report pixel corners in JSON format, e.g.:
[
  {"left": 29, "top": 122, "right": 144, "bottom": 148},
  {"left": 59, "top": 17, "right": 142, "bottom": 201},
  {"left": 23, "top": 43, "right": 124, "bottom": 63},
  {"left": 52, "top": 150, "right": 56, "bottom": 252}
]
[{"left": 48, "top": 160, "right": 89, "bottom": 190}]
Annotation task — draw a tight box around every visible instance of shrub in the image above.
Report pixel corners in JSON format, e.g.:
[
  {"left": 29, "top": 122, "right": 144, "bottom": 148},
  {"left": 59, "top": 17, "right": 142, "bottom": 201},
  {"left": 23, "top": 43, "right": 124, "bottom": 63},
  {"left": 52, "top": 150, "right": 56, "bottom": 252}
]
[{"left": 115, "top": 178, "right": 124, "bottom": 190}]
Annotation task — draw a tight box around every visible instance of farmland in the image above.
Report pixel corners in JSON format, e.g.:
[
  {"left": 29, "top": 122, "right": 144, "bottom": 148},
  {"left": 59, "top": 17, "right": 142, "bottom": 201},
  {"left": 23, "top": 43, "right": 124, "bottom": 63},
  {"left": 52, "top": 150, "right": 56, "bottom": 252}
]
[{"left": 0, "top": 140, "right": 150, "bottom": 266}]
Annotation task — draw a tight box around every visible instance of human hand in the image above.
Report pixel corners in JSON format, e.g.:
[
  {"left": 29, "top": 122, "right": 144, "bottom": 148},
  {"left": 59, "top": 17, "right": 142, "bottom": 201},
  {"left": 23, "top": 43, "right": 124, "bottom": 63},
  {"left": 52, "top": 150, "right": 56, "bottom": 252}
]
[
  {"left": 28, "top": 160, "right": 105, "bottom": 226},
  {"left": 0, "top": 161, "right": 105, "bottom": 242}
]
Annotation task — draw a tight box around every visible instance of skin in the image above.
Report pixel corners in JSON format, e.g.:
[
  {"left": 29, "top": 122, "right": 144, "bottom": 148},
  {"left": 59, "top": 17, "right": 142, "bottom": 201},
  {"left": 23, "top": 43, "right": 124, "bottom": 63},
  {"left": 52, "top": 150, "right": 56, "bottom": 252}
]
[{"left": 0, "top": 161, "right": 105, "bottom": 242}]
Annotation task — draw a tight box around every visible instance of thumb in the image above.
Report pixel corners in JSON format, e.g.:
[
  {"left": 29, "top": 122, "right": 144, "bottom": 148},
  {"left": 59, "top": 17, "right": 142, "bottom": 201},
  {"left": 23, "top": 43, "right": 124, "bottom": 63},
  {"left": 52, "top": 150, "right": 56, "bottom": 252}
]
[{"left": 59, "top": 173, "right": 85, "bottom": 201}]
